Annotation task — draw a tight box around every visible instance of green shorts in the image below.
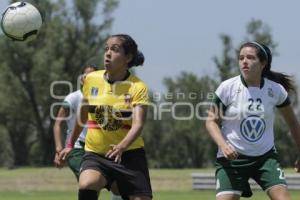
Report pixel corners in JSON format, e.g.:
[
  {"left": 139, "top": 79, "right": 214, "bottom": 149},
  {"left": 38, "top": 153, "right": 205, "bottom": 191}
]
[
  {"left": 215, "top": 148, "right": 287, "bottom": 198},
  {"left": 67, "top": 148, "right": 85, "bottom": 180}
]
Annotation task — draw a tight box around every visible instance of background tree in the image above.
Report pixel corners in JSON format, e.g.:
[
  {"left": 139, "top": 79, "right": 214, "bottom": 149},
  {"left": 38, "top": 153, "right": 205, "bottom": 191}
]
[
  {"left": 213, "top": 34, "right": 237, "bottom": 81},
  {"left": 144, "top": 73, "right": 217, "bottom": 168},
  {"left": 0, "top": 0, "right": 118, "bottom": 166}
]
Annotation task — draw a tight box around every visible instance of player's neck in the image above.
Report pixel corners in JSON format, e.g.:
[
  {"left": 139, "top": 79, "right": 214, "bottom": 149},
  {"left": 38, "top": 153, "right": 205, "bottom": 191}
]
[
  {"left": 105, "top": 70, "right": 129, "bottom": 83},
  {"left": 245, "top": 77, "right": 261, "bottom": 87},
  {"left": 241, "top": 75, "right": 263, "bottom": 88},
  {"left": 246, "top": 80, "right": 260, "bottom": 87}
]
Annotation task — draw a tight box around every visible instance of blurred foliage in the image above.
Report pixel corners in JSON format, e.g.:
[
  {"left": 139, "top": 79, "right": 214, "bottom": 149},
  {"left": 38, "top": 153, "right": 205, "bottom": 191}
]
[{"left": 144, "top": 73, "right": 217, "bottom": 167}]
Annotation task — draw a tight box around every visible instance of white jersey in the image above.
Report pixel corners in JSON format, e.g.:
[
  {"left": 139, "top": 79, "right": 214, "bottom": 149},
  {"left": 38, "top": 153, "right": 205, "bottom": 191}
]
[
  {"left": 63, "top": 90, "right": 86, "bottom": 149},
  {"left": 215, "top": 75, "right": 290, "bottom": 157}
]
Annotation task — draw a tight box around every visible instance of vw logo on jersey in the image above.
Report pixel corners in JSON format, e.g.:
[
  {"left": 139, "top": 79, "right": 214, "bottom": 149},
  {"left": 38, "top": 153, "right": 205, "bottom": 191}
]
[{"left": 240, "top": 115, "right": 266, "bottom": 142}]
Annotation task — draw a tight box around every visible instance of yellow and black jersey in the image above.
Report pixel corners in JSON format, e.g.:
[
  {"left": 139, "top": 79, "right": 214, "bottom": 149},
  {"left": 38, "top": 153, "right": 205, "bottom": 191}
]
[{"left": 82, "top": 70, "right": 149, "bottom": 154}]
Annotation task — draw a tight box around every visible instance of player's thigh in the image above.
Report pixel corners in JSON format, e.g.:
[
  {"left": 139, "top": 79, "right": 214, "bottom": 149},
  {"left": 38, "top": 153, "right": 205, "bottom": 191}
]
[
  {"left": 67, "top": 148, "right": 84, "bottom": 179},
  {"left": 253, "top": 157, "right": 287, "bottom": 191},
  {"left": 267, "top": 185, "right": 291, "bottom": 200},
  {"left": 216, "top": 194, "right": 240, "bottom": 200},
  {"left": 79, "top": 169, "right": 107, "bottom": 191},
  {"left": 117, "top": 149, "right": 152, "bottom": 199},
  {"left": 216, "top": 167, "right": 250, "bottom": 198}
]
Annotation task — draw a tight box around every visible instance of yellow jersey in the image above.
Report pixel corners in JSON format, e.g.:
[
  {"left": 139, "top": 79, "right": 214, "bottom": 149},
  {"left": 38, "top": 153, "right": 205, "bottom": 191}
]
[{"left": 82, "top": 70, "right": 149, "bottom": 154}]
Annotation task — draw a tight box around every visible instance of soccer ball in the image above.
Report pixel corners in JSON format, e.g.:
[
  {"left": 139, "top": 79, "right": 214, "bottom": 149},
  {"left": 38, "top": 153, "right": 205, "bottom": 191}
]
[{"left": 1, "top": 1, "right": 42, "bottom": 41}]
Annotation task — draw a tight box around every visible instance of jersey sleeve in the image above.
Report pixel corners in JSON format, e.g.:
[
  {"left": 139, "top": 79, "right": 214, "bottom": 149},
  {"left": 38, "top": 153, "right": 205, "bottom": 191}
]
[
  {"left": 211, "top": 83, "right": 228, "bottom": 114},
  {"left": 214, "top": 82, "right": 228, "bottom": 107},
  {"left": 132, "top": 82, "right": 149, "bottom": 106},
  {"left": 63, "top": 93, "right": 75, "bottom": 112},
  {"left": 276, "top": 84, "right": 291, "bottom": 108}
]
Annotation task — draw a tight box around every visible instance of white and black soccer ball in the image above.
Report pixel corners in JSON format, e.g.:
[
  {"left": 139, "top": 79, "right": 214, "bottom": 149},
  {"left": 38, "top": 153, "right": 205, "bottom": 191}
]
[{"left": 1, "top": 1, "right": 42, "bottom": 41}]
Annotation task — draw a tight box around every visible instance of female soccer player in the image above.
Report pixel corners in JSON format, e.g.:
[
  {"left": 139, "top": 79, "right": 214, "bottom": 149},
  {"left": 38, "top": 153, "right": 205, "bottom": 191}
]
[
  {"left": 206, "top": 42, "right": 300, "bottom": 200},
  {"left": 58, "top": 34, "right": 152, "bottom": 200}
]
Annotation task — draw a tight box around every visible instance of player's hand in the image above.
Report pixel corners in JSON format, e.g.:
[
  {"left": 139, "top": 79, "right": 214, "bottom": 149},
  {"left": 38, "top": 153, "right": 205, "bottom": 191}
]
[
  {"left": 54, "top": 151, "right": 64, "bottom": 169},
  {"left": 294, "top": 158, "right": 300, "bottom": 172},
  {"left": 105, "top": 144, "right": 125, "bottom": 163},
  {"left": 57, "top": 147, "right": 73, "bottom": 163},
  {"left": 221, "top": 142, "right": 239, "bottom": 160}
]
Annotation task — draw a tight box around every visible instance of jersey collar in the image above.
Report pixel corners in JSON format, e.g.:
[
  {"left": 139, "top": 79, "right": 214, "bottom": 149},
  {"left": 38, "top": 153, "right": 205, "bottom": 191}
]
[
  {"left": 104, "top": 70, "right": 131, "bottom": 84},
  {"left": 240, "top": 75, "right": 264, "bottom": 89}
]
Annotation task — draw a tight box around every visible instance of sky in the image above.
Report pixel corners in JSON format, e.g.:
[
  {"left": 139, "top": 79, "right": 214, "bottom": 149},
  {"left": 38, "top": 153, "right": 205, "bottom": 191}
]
[
  {"left": 1, "top": 0, "right": 300, "bottom": 93},
  {"left": 110, "top": 0, "right": 300, "bottom": 93}
]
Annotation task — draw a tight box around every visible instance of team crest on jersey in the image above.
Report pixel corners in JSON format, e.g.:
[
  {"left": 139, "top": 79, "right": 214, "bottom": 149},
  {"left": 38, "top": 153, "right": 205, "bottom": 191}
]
[
  {"left": 95, "top": 105, "right": 122, "bottom": 131},
  {"left": 91, "top": 87, "right": 98, "bottom": 96},
  {"left": 240, "top": 115, "right": 266, "bottom": 142}
]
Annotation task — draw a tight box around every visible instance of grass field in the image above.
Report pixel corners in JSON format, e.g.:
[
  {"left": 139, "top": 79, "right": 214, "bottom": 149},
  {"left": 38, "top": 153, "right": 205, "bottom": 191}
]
[{"left": 0, "top": 168, "right": 300, "bottom": 200}]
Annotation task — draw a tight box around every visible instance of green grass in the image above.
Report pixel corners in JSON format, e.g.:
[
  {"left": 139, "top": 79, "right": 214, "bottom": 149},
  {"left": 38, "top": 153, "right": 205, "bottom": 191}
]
[
  {"left": 0, "top": 191, "right": 77, "bottom": 200},
  {"left": 1, "top": 191, "right": 300, "bottom": 200},
  {"left": 1, "top": 167, "right": 300, "bottom": 199},
  {"left": 0, "top": 191, "right": 211, "bottom": 200}
]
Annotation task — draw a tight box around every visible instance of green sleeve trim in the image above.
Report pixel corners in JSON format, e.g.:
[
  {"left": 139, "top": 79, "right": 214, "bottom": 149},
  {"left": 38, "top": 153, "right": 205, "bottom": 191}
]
[
  {"left": 61, "top": 101, "right": 71, "bottom": 110},
  {"left": 212, "top": 93, "right": 227, "bottom": 113},
  {"left": 276, "top": 96, "right": 291, "bottom": 108}
]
